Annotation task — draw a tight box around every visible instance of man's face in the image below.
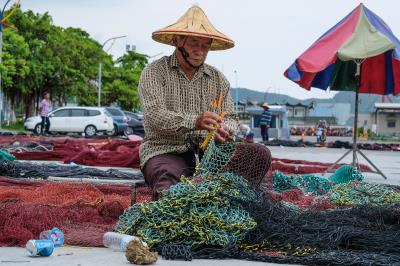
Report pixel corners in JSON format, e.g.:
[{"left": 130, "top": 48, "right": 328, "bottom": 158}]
[{"left": 177, "top": 36, "right": 212, "bottom": 67}]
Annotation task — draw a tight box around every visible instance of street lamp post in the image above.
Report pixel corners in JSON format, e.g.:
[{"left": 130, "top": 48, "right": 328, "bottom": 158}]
[
  {"left": 98, "top": 35, "right": 126, "bottom": 107},
  {"left": 0, "top": 0, "right": 19, "bottom": 129}
]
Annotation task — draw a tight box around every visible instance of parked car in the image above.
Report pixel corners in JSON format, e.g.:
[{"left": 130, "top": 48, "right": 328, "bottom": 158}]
[
  {"left": 103, "top": 107, "right": 129, "bottom": 136},
  {"left": 24, "top": 107, "right": 114, "bottom": 137},
  {"left": 123, "top": 111, "right": 144, "bottom": 137},
  {"left": 130, "top": 112, "right": 143, "bottom": 121}
]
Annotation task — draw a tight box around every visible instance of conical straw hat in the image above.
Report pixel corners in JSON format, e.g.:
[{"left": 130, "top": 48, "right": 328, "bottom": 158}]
[
  {"left": 261, "top": 102, "right": 269, "bottom": 108},
  {"left": 152, "top": 5, "right": 234, "bottom": 51}
]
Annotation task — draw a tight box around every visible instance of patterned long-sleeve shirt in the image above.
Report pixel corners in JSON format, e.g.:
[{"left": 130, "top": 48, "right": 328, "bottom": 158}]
[{"left": 138, "top": 52, "right": 237, "bottom": 168}]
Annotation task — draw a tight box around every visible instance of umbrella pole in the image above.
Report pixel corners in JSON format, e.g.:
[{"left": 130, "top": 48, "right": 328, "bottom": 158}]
[
  {"left": 323, "top": 61, "right": 387, "bottom": 179},
  {"left": 352, "top": 90, "right": 359, "bottom": 166}
]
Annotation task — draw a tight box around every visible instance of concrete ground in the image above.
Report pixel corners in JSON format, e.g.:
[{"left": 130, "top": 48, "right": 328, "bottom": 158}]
[
  {"left": 1, "top": 145, "right": 399, "bottom": 266},
  {"left": 269, "top": 145, "right": 400, "bottom": 184},
  {"left": 0, "top": 246, "right": 295, "bottom": 266}
]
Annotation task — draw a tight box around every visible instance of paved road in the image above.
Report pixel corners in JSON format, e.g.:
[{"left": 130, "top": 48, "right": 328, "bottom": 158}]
[
  {"left": 0, "top": 246, "right": 298, "bottom": 266},
  {"left": 269, "top": 145, "right": 400, "bottom": 184}
]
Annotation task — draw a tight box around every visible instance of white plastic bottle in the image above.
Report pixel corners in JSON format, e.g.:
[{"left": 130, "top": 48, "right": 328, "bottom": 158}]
[{"left": 103, "top": 232, "right": 145, "bottom": 251}]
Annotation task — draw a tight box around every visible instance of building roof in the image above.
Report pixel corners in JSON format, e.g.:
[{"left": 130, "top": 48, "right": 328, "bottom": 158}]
[
  {"left": 374, "top": 103, "right": 400, "bottom": 109},
  {"left": 271, "top": 102, "right": 314, "bottom": 108},
  {"left": 246, "top": 105, "right": 287, "bottom": 115}
]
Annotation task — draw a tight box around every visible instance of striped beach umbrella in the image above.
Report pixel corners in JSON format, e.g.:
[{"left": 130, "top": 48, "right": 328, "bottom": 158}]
[{"left": 284, "top": 4, "right": 400, "bottom": 96}]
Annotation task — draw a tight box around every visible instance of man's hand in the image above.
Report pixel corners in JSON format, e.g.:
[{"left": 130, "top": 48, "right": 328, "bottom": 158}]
[
  {"left": 195, "top": 112, "right": 222, "bottom": 131},
  {"left": 215, "top": 125, "right": 230, "bottom": 143}
]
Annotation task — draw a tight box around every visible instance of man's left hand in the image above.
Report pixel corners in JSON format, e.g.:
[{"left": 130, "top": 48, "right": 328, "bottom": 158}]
[{"left": 215, "top": 126, "right": 230, "bottom": 143}]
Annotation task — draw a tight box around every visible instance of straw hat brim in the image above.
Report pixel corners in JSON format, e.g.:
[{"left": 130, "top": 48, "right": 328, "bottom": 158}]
[
  {"left": 152, "top": 30, "right": 234, "bottom": 51},
  {"left": 152, "top": 6, "right": 234, "bottom": 51}
]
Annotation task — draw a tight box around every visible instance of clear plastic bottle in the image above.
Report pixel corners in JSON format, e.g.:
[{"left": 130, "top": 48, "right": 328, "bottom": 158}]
[
  {"left": 39, "top": 228, "right": 64, "bottom": 247},
  {"left": 103, "top": 232, "right": 144, "bottom": 251}
]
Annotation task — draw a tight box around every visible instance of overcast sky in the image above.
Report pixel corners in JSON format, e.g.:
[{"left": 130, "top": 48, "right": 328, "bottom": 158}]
[{"left": 21, "top": 0, "right": 400, "bottom": 99}]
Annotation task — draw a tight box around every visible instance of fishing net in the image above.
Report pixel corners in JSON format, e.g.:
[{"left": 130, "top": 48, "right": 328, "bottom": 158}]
[
  {"left": 273, "top": 171, "right": 332, "bottom": 195},
  {"left": 115, "top": 137, "right": 400, "bottom": 265},
  {"left": 0, "top": 150, "right": 16, "bottom": 160},
  {"left": 7, "top": 137, "right": 141, "bottom": 168},
  {"left": 265, "top": 138, "right": 400, "bottom": 152},
  {"left": 330, "top": 181, "right": 400, "bottom": 206},
  {"left": 116, "top": 172, "right": 259, "bottom": 249},
  {"left": 196, "top": 141, "right": 271, "bottom": 188},
  {"left": 266, "top": 189, "right": 334, "bottom": 210},
  {"left": 1, "top": 141, "right": 53, "bottom": 153},
  {"left": 0, "top": 177, "right": 152, "bottom": 247},
  {"left": 328, "top": 165, "right": 364, "bottom": 184},
  {"left": 0, "top": 160, "right": 143, "bottom": 180},
  {"left": 273, "top": 166, "right": 364, "bottom": 195},
  {"left": 271, "top": 157, "right": 371, "bottom": 174},
  {"left": 236, "top": 197, "right": 400, "bottom": 265}
]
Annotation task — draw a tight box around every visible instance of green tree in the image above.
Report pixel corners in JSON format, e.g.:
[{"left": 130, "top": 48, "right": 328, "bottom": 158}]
[
  {"left": 0, "top": 7, "right": 147, "bottom": 120},
  {"left": 102, "top": 51, "right": 148, "bottom": 110}
]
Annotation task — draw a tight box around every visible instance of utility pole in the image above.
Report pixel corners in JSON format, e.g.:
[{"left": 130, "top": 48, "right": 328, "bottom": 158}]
[{"left": 98, "top": 35, "right": 126, "bottom": 107}]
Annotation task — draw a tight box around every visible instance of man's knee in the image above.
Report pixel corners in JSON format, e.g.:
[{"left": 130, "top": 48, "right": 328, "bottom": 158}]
[{"left": 142, "top": 153, "right": 194, "bottom": 200}]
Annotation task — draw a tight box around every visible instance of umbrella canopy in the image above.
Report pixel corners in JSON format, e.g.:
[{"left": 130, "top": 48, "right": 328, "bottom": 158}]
[{"left": 284, "top": 4, "right": 400, "bottom": 95}]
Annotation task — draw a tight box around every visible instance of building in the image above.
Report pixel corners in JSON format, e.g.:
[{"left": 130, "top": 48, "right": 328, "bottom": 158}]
[
  {"left": 245, "top": 104, "right": 290, "bottom": 140},
  {"left": 276, "top": 102, "right": 337, "bottom": 126},
  {"left": 236, "top": 101, "right": 249, "bottom": 121},
  {"left": 373, "top": 103, "right": 400, "bottom": 136},
  {"left": 309, "top": 102, "right": 351, "bottom": 126}
]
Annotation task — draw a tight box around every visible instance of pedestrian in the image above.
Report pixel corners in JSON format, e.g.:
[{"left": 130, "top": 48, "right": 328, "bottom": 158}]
[
  {"left": 138, "top": 6, "right": 271, "bottom": 200},
  {"left": 260, "top": 102, "right": 272, "bottom": 141},
  {"left": 39, "top": 92, "right": 51, "bottom": 135}
]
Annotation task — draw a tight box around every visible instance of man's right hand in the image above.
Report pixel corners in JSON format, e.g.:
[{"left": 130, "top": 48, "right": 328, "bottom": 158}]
[{"left": 195, "top": 112, "right": 222, "bottom": 131}]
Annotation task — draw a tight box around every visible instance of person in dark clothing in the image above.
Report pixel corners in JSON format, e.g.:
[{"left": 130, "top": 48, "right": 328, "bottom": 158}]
[{"left": 260, "top": 102, "right": 272, "bottom": 141}]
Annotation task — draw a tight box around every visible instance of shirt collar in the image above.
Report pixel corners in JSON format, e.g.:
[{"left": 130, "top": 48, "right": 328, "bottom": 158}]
[{"left": 169, "top": 52, "right": 211, "bottom": 77}]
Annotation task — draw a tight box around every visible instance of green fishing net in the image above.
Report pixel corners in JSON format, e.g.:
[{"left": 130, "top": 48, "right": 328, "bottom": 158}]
[
  {"left": 328, "top": 165, "right": 364, "bottom": 184},
  {"left": 0, "top": 150, "right": 15, "bottom": 161},
  {"left": 273, "top": 166, "right": 364, "bottom": 195},
  {"left": 273, "top": 171, "right": 333, "bottom": 195},
  {"left": 331, "top": 181, "right": 400, "bottom": 206},
  {"left": 115, "top": 172, "right": 259, "bottom": 248}
]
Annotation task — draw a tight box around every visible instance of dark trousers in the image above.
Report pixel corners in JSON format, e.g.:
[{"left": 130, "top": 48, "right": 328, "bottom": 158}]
[
  {"left": 260, "top": 125, "right": 269, "bottom": 141},
  {"left": 142, "top": 150, "right": 197, "bottom": 200},
  {"left": 142, "top": 143, "right": 272, "bottom": 200},
  {"left": 41, "top": 116, "right": 50, "bottom": 134}
]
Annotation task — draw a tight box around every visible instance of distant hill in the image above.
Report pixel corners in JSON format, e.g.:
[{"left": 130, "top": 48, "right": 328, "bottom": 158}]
[
  {"left": 230, "top": 88, "right": 400, "bottom": 114},
  {"left": 332, "top": 92, "right": 400, "bottom": 113}
]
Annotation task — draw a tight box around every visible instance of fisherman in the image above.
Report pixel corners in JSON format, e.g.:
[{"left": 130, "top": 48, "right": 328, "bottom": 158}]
[
  {"left": 138, "top": 6, "right": 270, "bottom": 199},
  {"left": 260, "top": 102, "right": 272, "bottom": 142}
]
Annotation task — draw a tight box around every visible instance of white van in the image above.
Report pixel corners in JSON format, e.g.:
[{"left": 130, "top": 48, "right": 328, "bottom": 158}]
[{"left": 24, "top": 107, "right": 114, "bottom": 137}]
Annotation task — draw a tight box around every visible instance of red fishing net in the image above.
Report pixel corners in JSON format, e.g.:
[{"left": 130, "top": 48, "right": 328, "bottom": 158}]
[
  {"left": 271, "top": 157, "right": 371, "bottom": 174},
  {"left": 266, "top": 189, "right": 334, "bottom": 210},
  {"left": 7, "top": 137, "right": 141, "bottom": 168},
  {"left": 0, "top": 177, "right": 152, "bottom": 247}
]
